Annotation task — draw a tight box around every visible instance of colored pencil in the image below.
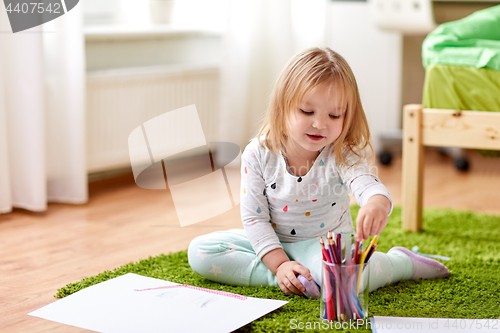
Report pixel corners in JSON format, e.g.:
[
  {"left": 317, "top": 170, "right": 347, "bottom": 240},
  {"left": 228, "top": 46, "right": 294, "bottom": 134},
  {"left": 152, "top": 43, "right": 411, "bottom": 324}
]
[
  {"left": 365, "top": 235, "right": 378, "bottom": 256},
  {"left": 327, "top": 231, "right": 339, "bottom": 264},
  {"left": 353, "top": 240, "right": 360, "bottom": 264},
  {"left": 332, "top": 233, "right": 344, "bottom": 320},
  {"left": 320, "top": 238, "right": 331, "bottom": 263},
  {"left": 356, "top": 248, "right": 368, "bottom": 295},
  {"left": 336, "top": 233, "right": 342, "bottom": 262},
  {"left": 320, "top": 237, "right": 336, "bottom": 321},
  {"left": 365, "top": 243, "right": 378, "bottom": 262}
]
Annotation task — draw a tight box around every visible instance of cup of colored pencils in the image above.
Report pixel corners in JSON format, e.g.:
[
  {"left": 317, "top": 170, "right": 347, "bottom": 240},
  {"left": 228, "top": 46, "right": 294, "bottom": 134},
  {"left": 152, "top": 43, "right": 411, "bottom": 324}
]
[{"left": 319, "top": 232, "right": 378, "bottom": 322}]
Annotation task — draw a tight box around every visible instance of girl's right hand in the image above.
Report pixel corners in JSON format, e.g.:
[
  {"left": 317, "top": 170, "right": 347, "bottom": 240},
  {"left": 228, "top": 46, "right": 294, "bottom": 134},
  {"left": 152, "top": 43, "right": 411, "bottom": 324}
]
[{"left": 275, "top": 261, "right": 313, "bottom": 296}]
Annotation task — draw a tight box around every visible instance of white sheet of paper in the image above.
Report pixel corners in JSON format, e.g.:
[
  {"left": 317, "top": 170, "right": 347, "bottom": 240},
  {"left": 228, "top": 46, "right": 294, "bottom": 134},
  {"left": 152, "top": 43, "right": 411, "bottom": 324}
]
[
  {"left": 371, "top": 316, "right": 500, "bottom": 333},
  {"left": 29, "top": 273, "right": 288, "bottom": 333}
]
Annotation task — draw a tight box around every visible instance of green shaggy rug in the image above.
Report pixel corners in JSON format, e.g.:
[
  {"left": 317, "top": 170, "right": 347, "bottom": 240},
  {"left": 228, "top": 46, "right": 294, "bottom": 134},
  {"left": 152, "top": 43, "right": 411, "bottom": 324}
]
[{"left": 56, "top": 206, "right": 500, "bottom": 332}]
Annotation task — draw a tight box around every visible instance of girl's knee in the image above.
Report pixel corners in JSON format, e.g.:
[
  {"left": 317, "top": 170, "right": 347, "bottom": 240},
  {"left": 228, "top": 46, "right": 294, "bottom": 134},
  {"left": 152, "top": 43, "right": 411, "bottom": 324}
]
[
  {"left": 187, "top": 233, "right": 228, "bottom": 275},
  {"left": 187, "top": 230, "right": 251, "bottom": 276},
  {"left": 187, "top": 234, "right": 209, "bottom": 272}
]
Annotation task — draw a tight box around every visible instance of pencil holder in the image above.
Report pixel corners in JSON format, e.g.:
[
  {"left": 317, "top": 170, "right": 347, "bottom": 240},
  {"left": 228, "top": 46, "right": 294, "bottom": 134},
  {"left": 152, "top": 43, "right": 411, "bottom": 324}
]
[{"left": 320, "top": 261, "right": 369, "bottom": 322}]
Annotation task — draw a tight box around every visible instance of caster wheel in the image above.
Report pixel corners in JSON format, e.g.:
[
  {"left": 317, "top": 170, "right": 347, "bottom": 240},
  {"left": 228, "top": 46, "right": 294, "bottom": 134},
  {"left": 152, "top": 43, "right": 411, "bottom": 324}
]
[
  {"left": 379, "top": 151, "right": 392, "bottom": 166},
  {"left": 454, "top": 157, "right": 469, "bottom": 171},
  {"left": 437, "top": 147, "right": 448, "bottom": 156}
]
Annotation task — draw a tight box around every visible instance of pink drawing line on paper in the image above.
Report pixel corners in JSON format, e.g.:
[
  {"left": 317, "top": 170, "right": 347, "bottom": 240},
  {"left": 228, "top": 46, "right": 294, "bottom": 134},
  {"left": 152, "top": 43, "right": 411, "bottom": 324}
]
[{"left": 135, "top": 285, "right": 248, "bottom": 301}]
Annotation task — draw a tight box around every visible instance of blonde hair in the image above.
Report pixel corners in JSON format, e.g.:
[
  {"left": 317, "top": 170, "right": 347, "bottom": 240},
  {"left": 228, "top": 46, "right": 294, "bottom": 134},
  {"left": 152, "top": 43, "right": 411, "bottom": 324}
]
[{"left": 256, "top": 47, "right": 373, "bottom": 169}]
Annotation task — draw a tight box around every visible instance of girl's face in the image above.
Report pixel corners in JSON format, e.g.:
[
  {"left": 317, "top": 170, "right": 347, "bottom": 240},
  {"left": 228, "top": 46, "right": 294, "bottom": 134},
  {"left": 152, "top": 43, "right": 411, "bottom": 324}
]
[{"left": 287, "top": 81, "right": 346, "bottom": 159}]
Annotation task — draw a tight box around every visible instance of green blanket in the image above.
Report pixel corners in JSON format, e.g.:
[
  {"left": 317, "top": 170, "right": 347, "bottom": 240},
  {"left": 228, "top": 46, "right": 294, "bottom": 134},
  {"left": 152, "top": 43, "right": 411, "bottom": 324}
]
[
  {"left": 423, "top": 64, "right": 500, "bottom": 112},
  {"left": 422, "top": 5, "right": 500, "bottom": 72}
]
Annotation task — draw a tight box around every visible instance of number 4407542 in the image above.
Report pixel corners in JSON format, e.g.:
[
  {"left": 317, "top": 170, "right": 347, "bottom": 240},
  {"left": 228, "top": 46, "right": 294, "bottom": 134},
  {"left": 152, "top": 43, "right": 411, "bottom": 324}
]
[
  {"left": 444, "top": 319, "right": 498, "bottom": 330},
  {"left": 6, "top": 2, "right": 61, "bottom": 14}
]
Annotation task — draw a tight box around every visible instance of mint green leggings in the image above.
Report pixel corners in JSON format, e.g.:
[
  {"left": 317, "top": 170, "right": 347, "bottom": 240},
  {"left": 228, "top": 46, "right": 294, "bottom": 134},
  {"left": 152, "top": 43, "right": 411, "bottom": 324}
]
[{"left": 188, "top": 229, "right": 413, "bottom": 292}]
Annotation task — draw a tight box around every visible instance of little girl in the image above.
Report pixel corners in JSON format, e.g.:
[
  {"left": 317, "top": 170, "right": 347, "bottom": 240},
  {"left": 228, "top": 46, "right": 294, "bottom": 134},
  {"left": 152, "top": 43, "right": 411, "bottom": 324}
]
[{"left": 188, "top": 47, "right": 448, "bottom": 297}]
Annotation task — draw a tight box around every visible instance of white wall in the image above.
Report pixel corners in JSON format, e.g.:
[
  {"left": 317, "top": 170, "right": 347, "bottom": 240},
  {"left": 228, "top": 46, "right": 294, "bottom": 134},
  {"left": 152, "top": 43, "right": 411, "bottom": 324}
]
[{"left": 325, "top": 1, "right": 402, "bottom": 153}]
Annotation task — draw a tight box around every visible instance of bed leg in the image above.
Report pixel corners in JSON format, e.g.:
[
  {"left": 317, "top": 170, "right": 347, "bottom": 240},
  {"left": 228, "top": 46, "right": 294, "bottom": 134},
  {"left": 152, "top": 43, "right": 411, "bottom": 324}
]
[{"left": 402, "top": 104, "right": 424, "bottom": 232}]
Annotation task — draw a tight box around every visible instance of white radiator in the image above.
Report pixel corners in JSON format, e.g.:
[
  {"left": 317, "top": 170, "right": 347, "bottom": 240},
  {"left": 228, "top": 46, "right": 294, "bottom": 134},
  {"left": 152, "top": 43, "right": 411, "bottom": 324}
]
[{"left": 86, "top": 64, "right": 220, "bottom": 173}]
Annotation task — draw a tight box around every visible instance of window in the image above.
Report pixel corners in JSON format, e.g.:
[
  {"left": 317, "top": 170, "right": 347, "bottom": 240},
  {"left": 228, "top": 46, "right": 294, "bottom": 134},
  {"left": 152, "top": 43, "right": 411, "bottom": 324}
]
[{"left": 83, "top": 0, "right": 228, "bottom": 33}]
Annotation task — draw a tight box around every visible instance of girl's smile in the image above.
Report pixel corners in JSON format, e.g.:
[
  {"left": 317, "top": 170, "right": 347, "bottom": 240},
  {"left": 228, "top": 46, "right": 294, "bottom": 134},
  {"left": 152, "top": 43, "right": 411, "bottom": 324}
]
[{"left": 306, "top": 134, "right": 324, "bottom": 141}]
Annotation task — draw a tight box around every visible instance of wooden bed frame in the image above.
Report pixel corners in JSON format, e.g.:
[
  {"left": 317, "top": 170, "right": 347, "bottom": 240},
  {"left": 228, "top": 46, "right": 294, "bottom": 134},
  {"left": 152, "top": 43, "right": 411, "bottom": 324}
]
[{"left": 402, "top": 104, "right": 500, "bottom": 232}]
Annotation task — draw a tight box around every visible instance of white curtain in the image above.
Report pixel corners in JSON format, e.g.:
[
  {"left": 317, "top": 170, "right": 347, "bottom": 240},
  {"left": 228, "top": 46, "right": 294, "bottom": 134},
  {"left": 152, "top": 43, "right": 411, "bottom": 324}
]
[
  {"left": 218, "top": 0, "right": 327, "bottom": 150},
  {"left": 0, "top": 5, "right": 87, "bottom": 213}
]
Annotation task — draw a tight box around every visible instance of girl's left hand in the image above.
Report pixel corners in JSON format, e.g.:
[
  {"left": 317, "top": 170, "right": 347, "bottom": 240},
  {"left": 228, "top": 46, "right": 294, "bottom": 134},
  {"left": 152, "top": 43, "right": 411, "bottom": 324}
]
[{"left": 355, "top": 195, "right": 391, "bottom": 241}]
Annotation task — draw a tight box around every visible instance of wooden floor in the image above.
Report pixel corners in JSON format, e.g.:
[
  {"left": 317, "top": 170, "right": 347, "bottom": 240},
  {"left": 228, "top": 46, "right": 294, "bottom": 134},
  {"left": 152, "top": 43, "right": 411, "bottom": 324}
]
[{"left": 1, "top": 148, "right": 500, "bottom": 332}]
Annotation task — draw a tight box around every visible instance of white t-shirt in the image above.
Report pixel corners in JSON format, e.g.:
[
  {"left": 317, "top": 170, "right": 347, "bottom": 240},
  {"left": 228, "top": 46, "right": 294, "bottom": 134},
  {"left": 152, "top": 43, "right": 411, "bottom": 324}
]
[{"left": 240, "top": 137, "right": 393, "bottom": 259}]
